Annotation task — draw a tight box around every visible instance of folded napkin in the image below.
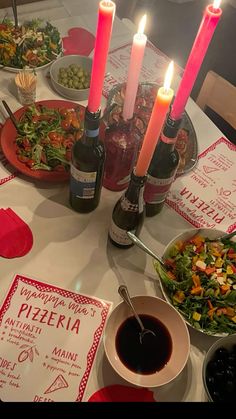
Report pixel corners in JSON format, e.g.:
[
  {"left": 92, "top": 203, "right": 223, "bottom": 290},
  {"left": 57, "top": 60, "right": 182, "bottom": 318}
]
[
  {"left": 88, "top": 385, "right": 156, "bottom": 402},
  {"left": 62, "top": 27, "right": 95, "bottom": 56},
  {"left": 0, "top": 208, "right": 33, "bottom": 258}
]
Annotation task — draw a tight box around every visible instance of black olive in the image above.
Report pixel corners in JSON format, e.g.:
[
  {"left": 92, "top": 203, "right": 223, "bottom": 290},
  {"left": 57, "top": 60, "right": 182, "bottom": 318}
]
[{"left": 215, "top": 347, "right": 228, "bottom": 360}]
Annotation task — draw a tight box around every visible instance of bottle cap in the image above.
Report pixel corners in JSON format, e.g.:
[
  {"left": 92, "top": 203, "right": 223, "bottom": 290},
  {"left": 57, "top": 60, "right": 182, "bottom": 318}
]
[
  {"left": 163, "top": 112, "right": 182, "bottom": 139},
  {"left": 85, "top": 107, "right": 101, "bottom": 130}
]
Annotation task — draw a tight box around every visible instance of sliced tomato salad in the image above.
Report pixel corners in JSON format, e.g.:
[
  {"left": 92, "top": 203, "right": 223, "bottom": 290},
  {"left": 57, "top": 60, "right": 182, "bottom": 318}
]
[{"left": 15, "top": 104, "right": 84, "bottom": 172}]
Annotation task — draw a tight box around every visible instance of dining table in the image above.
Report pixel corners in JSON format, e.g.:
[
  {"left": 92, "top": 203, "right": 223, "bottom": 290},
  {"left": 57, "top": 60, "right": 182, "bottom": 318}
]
[{"left": 0, "top": 0, "right": 228, "bottom": 403}]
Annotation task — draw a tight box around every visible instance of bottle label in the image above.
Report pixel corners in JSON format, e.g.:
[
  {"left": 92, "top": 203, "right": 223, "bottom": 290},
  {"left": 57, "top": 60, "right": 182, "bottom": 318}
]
[
  {"left": 70, "top": 164, "right": 97, "bottom": 199},
  {"left": 120, "top": 185, "right": 144, "bottom": 214},
  {"left": 85, "top": 128, "right": 99, "bottom": 138},
  {"left": 161, "top": 133, "right": 177, "bottom": 144},
  {"left": 144, "top": 175, "right": 175, "bottom": 204},
  {"left": 109, "top": 220, "right": 132, "bottom": 246}
]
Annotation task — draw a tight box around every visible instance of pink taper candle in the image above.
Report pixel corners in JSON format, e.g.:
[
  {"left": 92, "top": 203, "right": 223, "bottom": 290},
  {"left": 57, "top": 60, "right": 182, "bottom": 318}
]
[
  {"left": 135, "top": 62, "right": 174, "bottom": 177},
  {"left": 171, "top": 0, "right": 222, "bottom": 121},
  {"left": 122, "top": 14, "right": 147, "bottom": 121},
  {"left": 88, "top": 0, "right": 116, "bottom": 113}
]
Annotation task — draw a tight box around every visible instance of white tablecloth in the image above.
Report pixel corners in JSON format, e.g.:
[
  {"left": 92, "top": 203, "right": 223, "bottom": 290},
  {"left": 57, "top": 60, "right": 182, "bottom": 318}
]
[{"left": 0, "top": 0, "right": 225, "bottom": 402}]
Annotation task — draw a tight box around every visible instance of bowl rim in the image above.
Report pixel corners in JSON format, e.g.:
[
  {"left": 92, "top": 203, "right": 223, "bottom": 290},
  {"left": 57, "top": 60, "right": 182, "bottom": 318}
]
[
  {"left": 159, "top": 227, "right": 235, "bottom": 337},
  {"left": 50, "top": 54, "right": 92, "bottom": 93},
  {"left": 202, "top": 334, "right": 236, "bottom": 401},
  {"left": 103, "top": 294, "right": 190, "bottom": 388}
]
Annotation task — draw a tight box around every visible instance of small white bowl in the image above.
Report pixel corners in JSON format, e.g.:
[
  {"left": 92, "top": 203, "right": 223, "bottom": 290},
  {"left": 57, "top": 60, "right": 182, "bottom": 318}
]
[
  {"left": 50, "top": 54, "right": 92, "bottom": 101},
  {"left": 104, "top": 295, "right": 190, "bottom": 388},
  {"left": 202, "top": 334, "right": 236, "bottom": 401}
]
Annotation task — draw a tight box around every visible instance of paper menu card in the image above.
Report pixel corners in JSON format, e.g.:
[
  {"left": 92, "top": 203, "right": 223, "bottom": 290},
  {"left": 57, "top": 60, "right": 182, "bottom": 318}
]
[
  {"left": 166, "top": 137, "right": 236, "bottom": 233},
  {"left": 0, "top": 275, "right": 112, "bottom": 402},
  {"left": 103, "top": 41, "right": 182, "bottom": 98}
]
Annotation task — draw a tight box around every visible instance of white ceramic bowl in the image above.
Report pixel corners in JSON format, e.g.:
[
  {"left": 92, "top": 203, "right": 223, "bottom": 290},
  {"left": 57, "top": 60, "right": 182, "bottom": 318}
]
[
  {"left": 202, "top": 334, "right": 236, "bottom": 401},
  {"left": 156, "top": 228, "right": 236, "bottom": 337},
  {"left": 50, "top": 55, "right": 92, "bottom": 101},
  {"left": 104, "top": 295, "right": 190, "bottom": 388}
]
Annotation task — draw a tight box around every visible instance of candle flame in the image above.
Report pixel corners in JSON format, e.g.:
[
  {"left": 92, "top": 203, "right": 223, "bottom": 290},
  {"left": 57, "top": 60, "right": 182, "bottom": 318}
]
[
  {"left": 213, "top": 0, "right": 221, "bottom": 9},
  {"left": 138, "top": 14, "right": 147, "bottom": 35},
  {"left": 163, "top": 61, "right": 174, "bottom": 92}
]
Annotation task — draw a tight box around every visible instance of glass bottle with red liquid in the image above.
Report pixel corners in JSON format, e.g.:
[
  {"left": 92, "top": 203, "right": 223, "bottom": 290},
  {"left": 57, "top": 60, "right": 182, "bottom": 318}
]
[{"left": 103, "top": 118, "right": 141, "bottom": 192}]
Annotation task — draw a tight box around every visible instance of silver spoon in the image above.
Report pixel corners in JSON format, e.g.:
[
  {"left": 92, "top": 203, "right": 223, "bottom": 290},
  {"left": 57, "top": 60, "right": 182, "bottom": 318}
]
[
  {"left": 210, "top": 231, "right": 236, "bottom": 241},
  {"left": 127, "top": 231, "right": 167, "bottom": 270},
  {"left": 118, "top": 285, "right": 156, "bottom": 344},
  {"left": 11, "top": 0, "right": 18, "bottom": 29}
]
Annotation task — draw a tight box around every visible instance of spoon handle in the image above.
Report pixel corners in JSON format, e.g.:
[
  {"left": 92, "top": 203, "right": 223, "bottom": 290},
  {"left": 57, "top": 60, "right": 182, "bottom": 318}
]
[
  {"left": 118, "top": 285, "right": 144, "bottom": 332},
  {"left": 218, "top": 231, "right": 236, "bottom": 241},
  {"left": 127, "top": 231, "right": 165, "bottom": 267},
  {"left": 12, "top": 0, "right": 18, "bottom": 28},
  {"left": 2, "top": 100, "right": 19, "bottom": 132}
]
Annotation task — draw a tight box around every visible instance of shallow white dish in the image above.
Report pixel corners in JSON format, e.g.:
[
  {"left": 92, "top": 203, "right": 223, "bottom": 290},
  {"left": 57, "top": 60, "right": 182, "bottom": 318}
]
[{"left": 104, "top": 295, "right": 190, "bottom": 388}]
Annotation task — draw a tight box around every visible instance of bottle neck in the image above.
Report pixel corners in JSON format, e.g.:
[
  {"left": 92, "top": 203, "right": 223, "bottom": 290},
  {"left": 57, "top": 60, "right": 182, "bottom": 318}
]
[
  {"left": 154, "top": 113, "right": 182, "bottom": 155},
  {"left": 82, "top": 107, "right": 101, "bottom": 146},
  {"left": 125, "top": 171, "right": 146, "bottom": 204}
]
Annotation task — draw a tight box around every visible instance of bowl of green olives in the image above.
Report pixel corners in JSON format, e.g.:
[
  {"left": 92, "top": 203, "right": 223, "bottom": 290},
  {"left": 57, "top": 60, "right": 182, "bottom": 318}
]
[{"left": 50, "top": 54, "right": 92, "bottom": 101}]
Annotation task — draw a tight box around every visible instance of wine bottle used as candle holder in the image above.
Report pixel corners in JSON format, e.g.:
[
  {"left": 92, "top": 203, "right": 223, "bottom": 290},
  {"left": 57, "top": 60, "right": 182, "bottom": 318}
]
[
  {"left": 108, "top": 170, "right": 147, "bottom": 248},
  {"left": 69, "top": 107, "right": 105, "bottom": 213},
  {"left": 144, "top": 113, "right": 182, "bottom": 216}
]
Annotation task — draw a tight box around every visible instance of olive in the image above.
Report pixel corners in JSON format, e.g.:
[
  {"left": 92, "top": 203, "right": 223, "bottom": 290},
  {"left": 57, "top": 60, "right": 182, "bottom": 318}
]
[{"left": 215, "top": 347, "right": 228, "bottom": 360}]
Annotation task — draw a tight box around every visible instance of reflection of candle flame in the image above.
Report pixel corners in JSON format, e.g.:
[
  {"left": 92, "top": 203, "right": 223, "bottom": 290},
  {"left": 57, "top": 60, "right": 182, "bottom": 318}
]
[
  {"left": 163, "top": 61, "right": 174, "bottom": 93},
  {"left": 213, "top": 0, "right": 221, "bottom": 10},
  {"left": 138, "top": 14, "right": 147, "bottom": 35}
]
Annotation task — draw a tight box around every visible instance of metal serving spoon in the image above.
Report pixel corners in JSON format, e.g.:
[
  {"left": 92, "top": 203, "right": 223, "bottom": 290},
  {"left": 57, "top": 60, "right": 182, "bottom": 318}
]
[
  {"left": 127, "top": 230, "right": 236, "bottom": 263},
  {"left": 127, "top": 231, "right": 167, "bottom": 269},
  {"left": 118, "top": 285, "right": 156, "bottom": 344},
  {"left": 11, "top": 0, "right": 18, "bottom": 28}
]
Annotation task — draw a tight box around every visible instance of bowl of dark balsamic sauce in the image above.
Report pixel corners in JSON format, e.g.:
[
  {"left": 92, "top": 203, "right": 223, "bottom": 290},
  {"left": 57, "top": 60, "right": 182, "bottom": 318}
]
[{"left": 104, "top": 295, "right": 190, "bottom": 387}]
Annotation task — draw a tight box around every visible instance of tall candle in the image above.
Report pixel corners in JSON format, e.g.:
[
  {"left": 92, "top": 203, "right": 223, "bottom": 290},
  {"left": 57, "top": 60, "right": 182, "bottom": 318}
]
[
  {"left": 135, "top": 61, "right": 174, "bottom": 177},
  {"left": 171, "top": 0, "right": 222, "bottom": 121},
  {"left": 88, "top": 0, "right": 116, "bottom": 113},
  {"left": 122, "top": 14, "right": 147, "bottom": 121}
]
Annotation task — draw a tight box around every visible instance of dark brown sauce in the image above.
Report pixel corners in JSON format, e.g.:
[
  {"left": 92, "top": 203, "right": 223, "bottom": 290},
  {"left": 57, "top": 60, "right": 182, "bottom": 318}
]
[{"left": 115, "top": 314, "right": 172, "bottom": 375}]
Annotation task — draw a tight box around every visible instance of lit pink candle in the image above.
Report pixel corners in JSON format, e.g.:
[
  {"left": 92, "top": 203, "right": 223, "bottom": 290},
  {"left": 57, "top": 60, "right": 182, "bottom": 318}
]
[
  {"left": 88, "top": 0, "right": 116, "bottom": 113},
  {"left": 171, "top": 0, "right": 222, "bottom": 121},
  {"left": 122, "top": 15, "right": 147, "bottom": 121},
  {"left": 135, "top": 62, "right": 174, "bottom": 177}
]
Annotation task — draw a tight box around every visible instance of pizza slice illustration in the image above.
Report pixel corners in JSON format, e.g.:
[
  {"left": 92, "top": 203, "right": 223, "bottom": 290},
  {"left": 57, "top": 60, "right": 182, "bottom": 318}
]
[{"left": 44, "top": 374, "right": 69, "bottom": 394}]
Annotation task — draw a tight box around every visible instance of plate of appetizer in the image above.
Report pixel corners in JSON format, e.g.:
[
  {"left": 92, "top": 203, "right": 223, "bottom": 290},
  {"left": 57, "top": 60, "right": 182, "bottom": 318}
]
[
  {"left": 0, "top": 100, "right": 85, "bottom": 181},
  {"left": 0, "top": 18, "right": 62, "bottom": 71}
]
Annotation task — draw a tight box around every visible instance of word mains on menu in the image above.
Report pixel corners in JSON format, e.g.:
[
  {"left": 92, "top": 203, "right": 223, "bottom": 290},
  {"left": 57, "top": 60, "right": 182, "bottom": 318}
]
[{"left": 0, "top": 275, "right": 112, "bottom": 401}]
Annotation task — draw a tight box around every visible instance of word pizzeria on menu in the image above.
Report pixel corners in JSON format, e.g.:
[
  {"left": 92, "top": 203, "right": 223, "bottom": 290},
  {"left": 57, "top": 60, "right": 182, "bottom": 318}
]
[{"left": 179, "top": 187, "right": 228, "bottom": 226}]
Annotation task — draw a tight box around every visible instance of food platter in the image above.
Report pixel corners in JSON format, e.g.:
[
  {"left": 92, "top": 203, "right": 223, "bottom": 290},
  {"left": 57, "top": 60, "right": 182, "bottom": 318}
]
[
  {"left": 105, "top": 82, "right": 198, "bottom": 176},
  {"left": 0, "top": 100, "right": 85, "bottom": 182},
  {"left": 0, "top": 19, "right": 62, "bottom": 71},
  {"left": 154, "top": 228, "right": 236, "bottom": 337}
]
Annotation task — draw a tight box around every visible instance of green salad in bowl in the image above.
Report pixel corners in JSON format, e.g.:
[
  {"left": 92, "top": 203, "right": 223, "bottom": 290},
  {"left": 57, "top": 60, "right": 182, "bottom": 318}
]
[
  {"left": 0, "top": 18, "right": 62, "bottom": 70},
  {"left": 154, "top": 228, "right": 236, "bottom": 336}
]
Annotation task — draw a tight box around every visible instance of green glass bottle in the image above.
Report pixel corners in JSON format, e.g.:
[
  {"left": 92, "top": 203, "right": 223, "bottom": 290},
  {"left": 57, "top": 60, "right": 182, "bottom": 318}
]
[
  {"left": 144, "top": 114, "right": 182, "bottom": 217},
  {"left": 108, "top": 170, "right": 147, "bottom": 248},
  {"left": 69, "top": 107, "right": 105, "bottom": 213}
]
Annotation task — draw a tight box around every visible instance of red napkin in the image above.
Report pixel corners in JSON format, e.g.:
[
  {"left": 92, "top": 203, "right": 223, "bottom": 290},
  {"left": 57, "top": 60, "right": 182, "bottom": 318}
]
[
  {"left": 63, "top": 27, "right": 95, "bottom": 56},
  {"left": 0, "top": 208, "right": 33, "bottom": 258},
  {"left": 88, "top": 385, "right": 156, "bottom": 402}
]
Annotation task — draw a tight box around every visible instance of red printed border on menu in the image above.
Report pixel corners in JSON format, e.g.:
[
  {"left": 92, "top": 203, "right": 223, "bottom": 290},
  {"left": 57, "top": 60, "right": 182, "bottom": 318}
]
[
  {"left": 0, "top": 274, "right": 111, "bottom": 402},
  {"left": 166, "top": 137, "right": 236, "bottom": 233}
]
